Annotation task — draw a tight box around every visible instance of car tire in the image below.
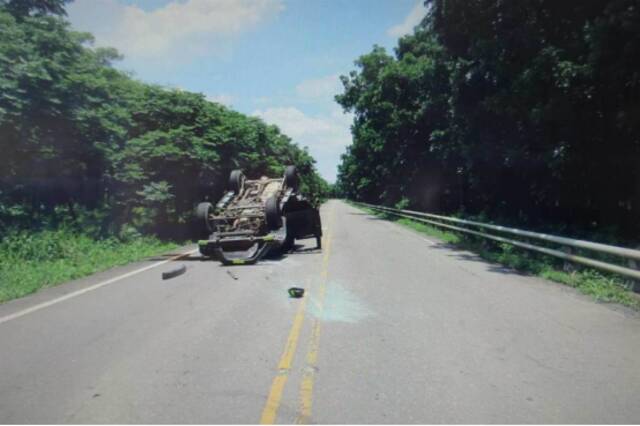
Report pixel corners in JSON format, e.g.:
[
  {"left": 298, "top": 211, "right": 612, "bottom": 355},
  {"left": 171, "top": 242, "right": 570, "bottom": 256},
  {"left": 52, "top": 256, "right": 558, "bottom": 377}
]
[
  {"left": 284, "top": 165, "right": 299, "bottom": 191},
  {"left": 265, "top": 195, "right": 282, "bottom": 230},
  {"left": 196, "top": 202, "right": 214, "bottom": 233},
  {"left": 229, "top": 169, "right": 245, "bottom": 193}
]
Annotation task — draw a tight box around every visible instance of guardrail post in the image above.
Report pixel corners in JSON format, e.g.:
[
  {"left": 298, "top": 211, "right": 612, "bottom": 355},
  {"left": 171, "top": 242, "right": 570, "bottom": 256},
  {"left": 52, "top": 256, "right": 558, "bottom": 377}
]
[
  {"left": 563, "top": 246, "right": 576, "bottom": 273},
  {"left": 628, "top": 250, "right": 640, "bottom": 293}
]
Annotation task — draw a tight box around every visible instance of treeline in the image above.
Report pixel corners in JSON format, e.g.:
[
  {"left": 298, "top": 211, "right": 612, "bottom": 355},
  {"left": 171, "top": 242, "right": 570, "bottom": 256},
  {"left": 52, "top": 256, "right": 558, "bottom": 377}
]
[
  {"left": 0, "top": 0, "right": 329, "bottom": 240},
  {"left": 336, "top": 0, "right": 639, "bottom": 240}
]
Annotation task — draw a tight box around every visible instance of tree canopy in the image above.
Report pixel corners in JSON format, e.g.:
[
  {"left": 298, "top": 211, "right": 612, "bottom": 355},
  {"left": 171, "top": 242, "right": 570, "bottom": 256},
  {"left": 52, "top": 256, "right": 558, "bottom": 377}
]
[
  {"left": 0, "top": 0, "right": 329, "bottom": 239},
  {"left": 336, "top": 0, "right": 640, "bottom": 240}
]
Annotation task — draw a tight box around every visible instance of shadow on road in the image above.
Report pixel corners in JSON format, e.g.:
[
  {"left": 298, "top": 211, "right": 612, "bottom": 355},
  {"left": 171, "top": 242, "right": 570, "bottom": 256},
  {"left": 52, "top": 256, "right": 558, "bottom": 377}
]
[
  {"left": 361, "top": 215, "right": 389, "bottom": 221},
  {"left": 356, "top": 211, "right": 533, "bottom": 279},
  {"left": 427, "top": 241, "right": 531, "bottom": 277}
]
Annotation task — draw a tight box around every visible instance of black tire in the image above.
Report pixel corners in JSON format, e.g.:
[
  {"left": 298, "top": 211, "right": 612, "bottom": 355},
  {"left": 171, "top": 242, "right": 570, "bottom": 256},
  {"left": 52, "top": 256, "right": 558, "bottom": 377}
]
[
  {"left": 265, "top": 196, "right": 282, "bottom": 230},
  {"left": 162, "top": 265, "right": 187, "bottom": 280},
  {"left": 196, "top": 202, "right": 214, "bottom": 233},
  {"left": 284, "top": 165, "right": 299, "bottom": 191},
  {"left": 228, "top": 169, "right": 245, "bottom": 193}
]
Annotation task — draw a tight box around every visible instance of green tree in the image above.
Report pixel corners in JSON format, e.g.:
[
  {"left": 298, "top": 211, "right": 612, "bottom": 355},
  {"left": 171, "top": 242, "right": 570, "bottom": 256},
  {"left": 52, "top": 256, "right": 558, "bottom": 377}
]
[
  {"left": 0, "top": 0, "right": 329, "bottom": 238},
  {"left": 337, "top": 0, "right": 640, "bottom": 239},
  {"left": 0, "top": 0, "right": 70, "bottom": 17}
]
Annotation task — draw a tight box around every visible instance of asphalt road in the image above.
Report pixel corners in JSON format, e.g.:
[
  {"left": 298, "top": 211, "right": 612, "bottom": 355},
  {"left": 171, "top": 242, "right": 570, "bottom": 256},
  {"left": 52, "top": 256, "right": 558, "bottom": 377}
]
[{"left": 1, "top": 199, "right": 639, "bottom": 424}]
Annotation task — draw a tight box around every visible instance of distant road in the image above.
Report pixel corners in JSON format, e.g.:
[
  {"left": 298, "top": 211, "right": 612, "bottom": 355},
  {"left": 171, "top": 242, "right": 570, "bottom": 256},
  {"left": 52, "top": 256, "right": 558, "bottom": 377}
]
[{"left": 1, "top": 200, "right": 639, "bottom": 423}]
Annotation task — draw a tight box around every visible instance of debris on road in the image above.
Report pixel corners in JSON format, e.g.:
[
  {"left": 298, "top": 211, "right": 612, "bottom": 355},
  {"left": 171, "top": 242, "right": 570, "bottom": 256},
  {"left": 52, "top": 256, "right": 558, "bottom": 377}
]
[
  {"left": 226, "top": 270, "right": 239, "bottom": 280},
  {"left": 288, "top": 287, "right": 305, "bottom": 298},
  {"left": 161, "top": 264, "right": 187, "bottom": 280}
]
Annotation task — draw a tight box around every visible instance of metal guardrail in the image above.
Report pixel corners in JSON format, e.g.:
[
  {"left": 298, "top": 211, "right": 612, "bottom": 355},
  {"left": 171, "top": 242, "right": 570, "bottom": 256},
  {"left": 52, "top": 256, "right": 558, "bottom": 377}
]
[{"left": 355, "top": 202, "right": 640, "bottom": 284}]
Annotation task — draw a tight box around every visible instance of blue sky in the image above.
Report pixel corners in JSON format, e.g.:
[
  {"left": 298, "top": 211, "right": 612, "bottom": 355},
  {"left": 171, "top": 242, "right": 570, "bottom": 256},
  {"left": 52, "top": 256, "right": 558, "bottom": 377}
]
[{"left": 68, "top": 0, "right": 427, "bottom": 182}]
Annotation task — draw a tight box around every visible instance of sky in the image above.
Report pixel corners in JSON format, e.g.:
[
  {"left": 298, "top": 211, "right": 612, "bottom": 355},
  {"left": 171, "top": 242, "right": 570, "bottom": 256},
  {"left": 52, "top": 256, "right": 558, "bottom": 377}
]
[{"left": 67, "top": 0, "right": 428, "bottom": 182}]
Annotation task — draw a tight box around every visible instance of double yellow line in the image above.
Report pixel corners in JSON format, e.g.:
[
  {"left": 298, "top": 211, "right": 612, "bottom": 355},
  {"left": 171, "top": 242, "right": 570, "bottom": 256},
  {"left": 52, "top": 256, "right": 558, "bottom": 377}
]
[{"left": 260, "top": 205, "right": 335, "bottom": 424}]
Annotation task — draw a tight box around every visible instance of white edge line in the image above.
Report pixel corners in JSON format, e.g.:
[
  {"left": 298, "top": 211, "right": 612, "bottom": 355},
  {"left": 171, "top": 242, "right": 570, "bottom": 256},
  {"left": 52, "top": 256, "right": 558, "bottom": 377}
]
[{"left": 0, "top": 248, "right": 199, "bottom": 325}]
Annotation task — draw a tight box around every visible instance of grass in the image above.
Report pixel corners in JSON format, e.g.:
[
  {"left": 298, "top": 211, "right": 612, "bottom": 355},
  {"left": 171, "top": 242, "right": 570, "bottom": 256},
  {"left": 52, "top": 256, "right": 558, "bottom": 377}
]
[
  {"left": 0, "top": 229, "right": 178, "bottom": 303},
  {"left": 351, "top": 202, "right": 640, "bottom": 309}
]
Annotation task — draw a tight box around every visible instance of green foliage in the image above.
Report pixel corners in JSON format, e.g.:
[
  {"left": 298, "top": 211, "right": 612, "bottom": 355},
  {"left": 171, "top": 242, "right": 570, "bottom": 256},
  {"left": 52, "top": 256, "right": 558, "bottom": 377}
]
[
  {"left": 336, "top": 0, "right": 640, "bottom": 241},
  {"left": 395, "top": 197, "right": 410, "bottom": 210},
  {"left": 0, "top": 2, "right": 329, "bottom": 238},
  {"left": 397, "top": 217, "right": 461, "bottom": 244},
  {"left": 0, "top": 0, "right": 70, "bottom": 17},
  {"left": 0, "top": 229, "right": 177, "bottom": 302}
]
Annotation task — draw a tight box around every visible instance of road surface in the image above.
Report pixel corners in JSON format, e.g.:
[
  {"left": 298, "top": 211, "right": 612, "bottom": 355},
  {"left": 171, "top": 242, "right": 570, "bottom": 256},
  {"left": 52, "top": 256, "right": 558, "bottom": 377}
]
[{"left": 1, "top": 200, "right": 639, "bottom": 423}]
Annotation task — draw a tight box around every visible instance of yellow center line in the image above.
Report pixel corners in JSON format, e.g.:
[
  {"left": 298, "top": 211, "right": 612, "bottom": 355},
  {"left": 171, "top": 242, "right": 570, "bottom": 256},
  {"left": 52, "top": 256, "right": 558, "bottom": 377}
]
[
  {"left": 260, "top": 294, "right": 308, "bottom": 424},
  {"left": 295, "top": 209, "right": 335, "bottom": 424},
  {"left": 259, "top": 203, "right": 335, "bottom": 425}
]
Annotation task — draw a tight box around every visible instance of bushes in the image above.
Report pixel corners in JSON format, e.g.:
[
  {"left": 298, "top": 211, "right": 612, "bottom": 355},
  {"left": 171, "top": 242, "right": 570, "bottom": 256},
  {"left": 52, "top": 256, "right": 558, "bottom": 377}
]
[
  {"left": 0, "top": 229, "right": 177, "bottom": 302},
  {"left": 0, "top": 1, "right": 329, "bottom": 240},
  {"left": 0, "top": 0, "right": 331, "bottom": 302}
]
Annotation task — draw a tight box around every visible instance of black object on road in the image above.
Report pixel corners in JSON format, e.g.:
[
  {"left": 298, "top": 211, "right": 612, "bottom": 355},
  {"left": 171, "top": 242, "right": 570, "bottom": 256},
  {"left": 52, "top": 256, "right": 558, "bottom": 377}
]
[
  {"left": 288, "top": 287, "right": 305, "bottom": 298},
  {"left": 162, "top": 264, "right": 187, "bottom": 280}
]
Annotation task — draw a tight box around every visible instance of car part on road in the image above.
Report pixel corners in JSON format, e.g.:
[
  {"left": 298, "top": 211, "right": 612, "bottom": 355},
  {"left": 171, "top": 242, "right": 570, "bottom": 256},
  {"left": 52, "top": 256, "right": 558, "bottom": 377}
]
[
  {"left": 288, "top": 287, "right": 305, "bottom": 298},
  {"left": 162, "top": 264, "right": 187, "bottom": 280},
  {"left": 196, "top": 166, "right": 322, "bottom": 265}
]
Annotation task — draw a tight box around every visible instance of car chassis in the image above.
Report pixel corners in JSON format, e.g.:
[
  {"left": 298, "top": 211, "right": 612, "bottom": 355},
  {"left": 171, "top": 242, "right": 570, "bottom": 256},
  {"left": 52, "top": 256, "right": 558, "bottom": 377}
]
[{"left": 196, "top": 166, "right": 322, "bottom": 265}]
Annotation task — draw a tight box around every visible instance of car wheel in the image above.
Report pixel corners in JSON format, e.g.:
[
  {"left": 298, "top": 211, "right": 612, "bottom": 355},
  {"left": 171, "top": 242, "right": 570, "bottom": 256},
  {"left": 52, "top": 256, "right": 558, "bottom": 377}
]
[
  {"left": 284, "top": 165, "right": 299, "bottom": 191},
  {"left": 265, "top": 195, "right": 282, "bottom": 230},
  {"left": 229, "top": 169, "right": 245, "bottom": 193},
  {"left": 196, "top": 202, "right": 214, "bottom": 234}
]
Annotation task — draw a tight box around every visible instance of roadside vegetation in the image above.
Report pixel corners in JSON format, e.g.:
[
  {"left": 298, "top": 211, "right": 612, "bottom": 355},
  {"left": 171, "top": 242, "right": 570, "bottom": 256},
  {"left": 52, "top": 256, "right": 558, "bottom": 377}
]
[
  {"left": 337, "top": 0, "right": 639, "bottom": 307},
  {"left": 0, "top": 0, "right": 329, "bottom": 240},
  {"left": 353, "top": 203, "right": 640, "bottom": 309},
  {"left": 0, "top": 229, "right": 177, "bottom": 303},
  {"left": 335, "top": 0, "right": 640, "bottom": 245},
  {"left": 0, "top": 0, "right": 329, "bottom": 302}
]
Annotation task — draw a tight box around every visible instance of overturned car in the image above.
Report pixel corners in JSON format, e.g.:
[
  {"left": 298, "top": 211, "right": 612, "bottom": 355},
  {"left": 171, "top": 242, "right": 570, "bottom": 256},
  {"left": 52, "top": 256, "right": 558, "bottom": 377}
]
[{"left": 196, "top": 166, "right": 322, "bottom": 265}]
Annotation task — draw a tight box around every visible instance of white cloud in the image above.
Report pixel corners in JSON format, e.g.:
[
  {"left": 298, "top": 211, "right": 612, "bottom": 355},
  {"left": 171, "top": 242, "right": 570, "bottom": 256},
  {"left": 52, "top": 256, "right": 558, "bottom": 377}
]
[
  {"left": 252, "top": 107, "right": 353, "bottom": 182},
  {"left": 68, "top": 0, "right": 284, "bottom": 59},
  {"left": 295, "top": 74, "right": 341, "bottom": 100},
  {"left": 387, "top": 0, "right": 427, "bottom": 38},
  {"left": 252, "top": 107, "right": 350, "bottom": 149},
  {"left": 205, "top": 93, "right": 234, "bottom": 106}
]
